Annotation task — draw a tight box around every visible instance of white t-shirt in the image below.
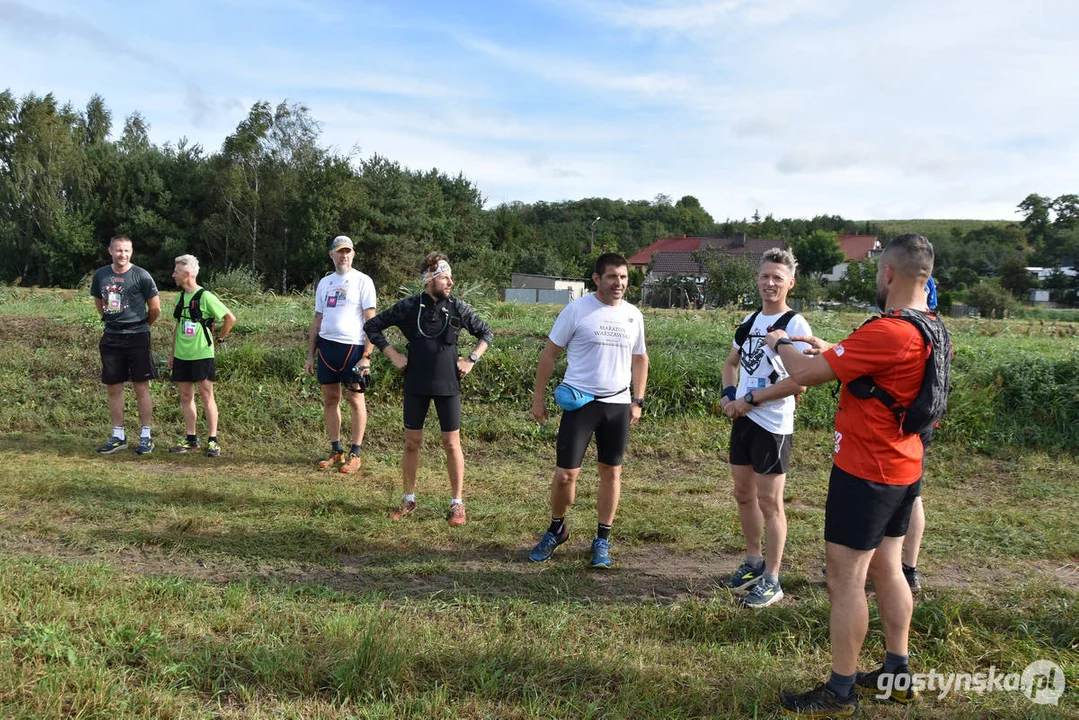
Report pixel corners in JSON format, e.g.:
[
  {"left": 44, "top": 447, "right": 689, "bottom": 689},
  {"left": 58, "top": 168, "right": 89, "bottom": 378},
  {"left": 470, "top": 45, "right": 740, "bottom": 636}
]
[
  {"left": 550, "top": 293, "right": 647, "bottom": 403},
  {"left": 315, "top": 269, "right": 377, "bottom": 344},
  {"left": 732, "top": 310, "right": 812, "bottom": 434}
]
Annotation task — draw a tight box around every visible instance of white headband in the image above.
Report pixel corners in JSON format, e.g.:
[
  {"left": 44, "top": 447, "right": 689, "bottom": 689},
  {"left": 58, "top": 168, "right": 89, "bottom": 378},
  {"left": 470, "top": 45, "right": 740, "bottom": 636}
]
[{"left": 423, "top": 260, "right": 451, "bottom": 284}]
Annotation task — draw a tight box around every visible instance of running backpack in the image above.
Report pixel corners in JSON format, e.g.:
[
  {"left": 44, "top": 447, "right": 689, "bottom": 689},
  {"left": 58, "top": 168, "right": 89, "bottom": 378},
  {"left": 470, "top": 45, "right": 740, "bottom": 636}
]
[
  {"left": 734, "top": 309, "right": 798, "bottom": 384},
  {"left": 173, "top": 289, "right": 215, "bottom": 345},
  {"left": 845, "top": 309, "right": 952, "bottom": 435}
]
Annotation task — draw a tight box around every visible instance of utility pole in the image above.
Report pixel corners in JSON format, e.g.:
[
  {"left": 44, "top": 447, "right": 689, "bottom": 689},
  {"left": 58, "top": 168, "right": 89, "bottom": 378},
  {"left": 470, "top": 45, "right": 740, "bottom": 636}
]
[{"left": 588, "top": 216, "right": 601, "bottom": 253}]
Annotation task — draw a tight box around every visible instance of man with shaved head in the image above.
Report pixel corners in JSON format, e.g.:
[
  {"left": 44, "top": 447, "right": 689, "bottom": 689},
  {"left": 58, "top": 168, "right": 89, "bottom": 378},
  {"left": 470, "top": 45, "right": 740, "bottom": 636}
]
[{"left": 762, "top": 234, "right": 948, "bottom": 718}]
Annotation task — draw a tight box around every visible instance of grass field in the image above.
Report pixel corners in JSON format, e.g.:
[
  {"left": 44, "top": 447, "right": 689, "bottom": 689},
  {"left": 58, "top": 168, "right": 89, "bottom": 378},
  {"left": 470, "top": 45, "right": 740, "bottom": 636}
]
[{"left": 0, "top": 288, "right": 1076, "bottom": 718}]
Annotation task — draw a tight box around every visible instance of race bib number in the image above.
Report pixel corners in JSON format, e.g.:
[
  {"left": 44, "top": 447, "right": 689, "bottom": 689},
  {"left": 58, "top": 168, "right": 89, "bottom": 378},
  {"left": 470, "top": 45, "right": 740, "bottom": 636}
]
[
  {"left": 326, "top": 294, "right": 338, "bottom": 308},
  {"left": 107, "top": 292, "right": 122, "bottom": 311},
  {"left": 183, "top": 321, "right": 198, "bottom": 337},
  {"left": 748, "top": 377, "right": 767, "bottom": 390}
]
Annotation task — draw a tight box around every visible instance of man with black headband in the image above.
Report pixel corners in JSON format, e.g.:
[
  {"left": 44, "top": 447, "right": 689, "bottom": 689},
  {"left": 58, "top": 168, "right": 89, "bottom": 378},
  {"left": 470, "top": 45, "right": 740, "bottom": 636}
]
[
  {"left": 364, "top": 252, "right": 494, "bottom": 526},
  {"left": 305, "top": 235, "right": 377, "bottom": 474}
]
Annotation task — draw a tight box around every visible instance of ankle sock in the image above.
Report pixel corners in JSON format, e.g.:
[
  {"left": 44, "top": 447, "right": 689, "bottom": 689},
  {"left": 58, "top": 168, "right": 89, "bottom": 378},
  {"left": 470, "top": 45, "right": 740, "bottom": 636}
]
[
  {"left": 746, "top": 555, "right": 765, "bottom": 570},
  {"left": 113, "top": 427, "right": 125, "bottom": 441},
  {"left": 596, "top": 523, "right": 612, "bottom": 541},
  {"left": 451, "top": 498, "right": 463, "bottom": 506},
  {"left": 208, "top": 436, "right": 217, "bottom": 444},
  {"left": 547, "top": 517, "right": 565, "bottom": 536},
  {"left": 884, "top": 651, "right": 909, "bottom": 673},
  {"left": 350, "top": 443, "right": 362, "bottom": 456},
  {"left": 186, "top": 434, "right": 198, "bottom": 444},
  {"left": 764, "top": 573, "right": 779, "bottom": 584},
  {"left": 140, "top": 426, "right": 151, "bottom": 439},
  {"left": 331, "top": 441, "right": 342, "bottom": 453},
  {"left": 826, "top": 670, "right": 856, "bottom": 699},
  {"left": 405, "top": 494, "right": 416, "bottom": 504}
]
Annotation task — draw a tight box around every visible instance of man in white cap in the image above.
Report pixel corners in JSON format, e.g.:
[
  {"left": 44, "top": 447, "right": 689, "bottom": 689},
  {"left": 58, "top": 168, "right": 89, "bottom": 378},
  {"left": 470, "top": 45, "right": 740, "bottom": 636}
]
[{"left": 304, "top": 235, "right": 377, "bottom": 473}]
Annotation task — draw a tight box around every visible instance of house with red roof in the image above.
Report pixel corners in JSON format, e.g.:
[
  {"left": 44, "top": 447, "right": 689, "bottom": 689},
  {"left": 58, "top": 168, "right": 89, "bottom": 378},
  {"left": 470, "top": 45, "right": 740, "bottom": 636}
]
[{"left": 821, "top": 234, "right": 881, "bottom": 282}]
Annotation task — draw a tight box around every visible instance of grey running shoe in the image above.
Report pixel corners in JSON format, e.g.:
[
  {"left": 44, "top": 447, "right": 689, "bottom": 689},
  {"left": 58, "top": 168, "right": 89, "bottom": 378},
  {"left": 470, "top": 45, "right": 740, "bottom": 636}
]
[
  {"left": 724, "top": 560, "right": 765, "bottom": 590},
  {"left": 97, "top": 436, "right": 128, "bottom": 454},
  {"left": 742, "top": 577, "right": 784, "bottom": 608}
]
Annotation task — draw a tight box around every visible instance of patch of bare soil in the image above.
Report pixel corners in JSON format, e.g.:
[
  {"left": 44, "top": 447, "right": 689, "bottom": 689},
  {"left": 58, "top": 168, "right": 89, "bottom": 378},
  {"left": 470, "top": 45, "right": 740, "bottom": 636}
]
[{"left": 1, "top": 534, "right": 1075, "bottom": 605}]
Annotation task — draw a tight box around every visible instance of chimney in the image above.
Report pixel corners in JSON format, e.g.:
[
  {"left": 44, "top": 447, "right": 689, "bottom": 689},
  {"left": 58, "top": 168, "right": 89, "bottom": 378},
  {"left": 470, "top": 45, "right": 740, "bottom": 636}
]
[{"left": 733, "top": 232, "right": 747, "bottom": 247}]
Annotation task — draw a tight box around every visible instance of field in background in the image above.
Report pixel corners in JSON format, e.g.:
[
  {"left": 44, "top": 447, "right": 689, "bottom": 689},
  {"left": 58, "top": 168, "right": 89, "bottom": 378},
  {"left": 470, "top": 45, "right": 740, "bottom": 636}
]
[
  {"left": 0, "top": 289, "right": 1076, "bottom": 718},
  {"left": 870, "top": 219, "right": 1013, "bottom": 235}
]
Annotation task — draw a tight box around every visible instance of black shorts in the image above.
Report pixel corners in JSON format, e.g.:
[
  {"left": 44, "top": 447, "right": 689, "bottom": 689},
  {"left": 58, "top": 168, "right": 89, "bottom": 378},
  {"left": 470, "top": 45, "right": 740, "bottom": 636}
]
[
  {"left": 404, "top": 393, "right": 461, "bottom": 432},
  {"left": 556, "top": 401, "right": 631, "bottom": 469},
  {"left": 825, "top": 465, "right": 922, "bottom": 551},
  {"left": 316, "top": 338, "right": 363, "bottom": 385},
  {"left": 100, "top": 332, "right": 156, "bottom": 385},
  {"left": 171, "top": 357, "right": 216, "bottom": 383},
  {"left": 728, "top": 416, "right": 792, "bottom": 475}
]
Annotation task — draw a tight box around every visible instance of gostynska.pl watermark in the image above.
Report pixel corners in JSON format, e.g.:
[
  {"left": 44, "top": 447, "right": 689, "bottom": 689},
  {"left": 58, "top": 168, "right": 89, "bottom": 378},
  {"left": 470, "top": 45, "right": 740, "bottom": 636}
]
[{"left": 876, "top": 659, "right": 1066, "bottom": 705}]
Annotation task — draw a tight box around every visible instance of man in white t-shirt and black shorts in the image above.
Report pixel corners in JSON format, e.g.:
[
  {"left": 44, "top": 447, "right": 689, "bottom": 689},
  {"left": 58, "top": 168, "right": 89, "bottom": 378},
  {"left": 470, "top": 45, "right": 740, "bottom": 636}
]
[
  {"left": 528, "top": 253, "right": 649, "bottom": 568},
  {"left": 719, "top": 247, "right": 811, "bottom": 608},
  {"left": 304, "top": 235, "right": 377, "bottom": 474}
]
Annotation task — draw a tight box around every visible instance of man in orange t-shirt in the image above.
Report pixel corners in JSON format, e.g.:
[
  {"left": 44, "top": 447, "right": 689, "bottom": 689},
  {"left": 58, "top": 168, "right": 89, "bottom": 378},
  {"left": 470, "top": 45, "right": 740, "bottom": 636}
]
[{"left": 763, "top": 234, "right": 937, "bottom": 718}]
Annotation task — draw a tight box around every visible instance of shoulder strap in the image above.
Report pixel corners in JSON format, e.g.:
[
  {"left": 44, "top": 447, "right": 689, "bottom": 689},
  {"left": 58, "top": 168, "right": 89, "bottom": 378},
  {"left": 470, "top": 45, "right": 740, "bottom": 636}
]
[
  {"left": 771, "top": 310, "right": 798, "bottom": 333},
  {"left": 173, "top": 291, "right": 186, "bottom": 320},
  {"left": 734, "top": 310, "right": 761, "bottom": 349}
]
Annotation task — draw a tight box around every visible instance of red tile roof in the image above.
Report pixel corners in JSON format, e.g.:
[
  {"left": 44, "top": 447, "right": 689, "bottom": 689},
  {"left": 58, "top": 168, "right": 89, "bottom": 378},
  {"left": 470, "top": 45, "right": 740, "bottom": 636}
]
[
  {"left": 630, "top": 235, "right": 786, "bottom": 268},
  {"left": 628, "top": 236, "right": 703, "bottom": 267},
  {"left": 836, "top": 234, "right": 879, "bottom": 261},
  {"left": 650, "top": 252, "right": 705, "bottom": 275}
]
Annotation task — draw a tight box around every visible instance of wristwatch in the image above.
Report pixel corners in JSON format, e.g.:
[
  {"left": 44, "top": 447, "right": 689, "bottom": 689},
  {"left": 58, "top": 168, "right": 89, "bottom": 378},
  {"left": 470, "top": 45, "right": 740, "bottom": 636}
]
[
  {"left": 774, "top": 337, "right": 794, "bottom": 349},
  {"left": 632, "top": 397, "right": 645, "bottom": 409},
  {"left": 744, "top": 392, "right": 757, "bottom": 406},
  {"left": 468, "top": 352, "right": 480, "bottom": 363}
]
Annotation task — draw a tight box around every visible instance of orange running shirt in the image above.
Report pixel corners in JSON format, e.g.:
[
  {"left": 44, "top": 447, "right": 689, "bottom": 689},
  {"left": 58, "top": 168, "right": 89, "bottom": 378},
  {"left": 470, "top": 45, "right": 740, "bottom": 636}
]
[{"left": 822, "top": 314, "right": 930, "bottom": 485}]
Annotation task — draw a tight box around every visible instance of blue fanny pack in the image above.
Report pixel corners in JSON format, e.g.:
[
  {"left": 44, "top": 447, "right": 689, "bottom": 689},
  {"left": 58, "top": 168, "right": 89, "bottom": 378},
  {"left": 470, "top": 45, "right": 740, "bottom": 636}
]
[{"left": 553, "top": 383, "right": 627, "bottom": 412}]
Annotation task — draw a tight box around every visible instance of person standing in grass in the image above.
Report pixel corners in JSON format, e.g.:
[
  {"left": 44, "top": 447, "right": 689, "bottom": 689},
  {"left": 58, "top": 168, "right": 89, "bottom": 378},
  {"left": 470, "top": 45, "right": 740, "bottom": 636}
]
[
  {"left": 528, "top": 253, "right": 649, "bottom": 568},
  {"left": 304, "top": 235, "right": 378, "bottom": 474},
  {"left": 91, "top": 234, "right": 161, "bottom": 456},
  {"left": 764, "top": 234, "right": 948, "bottom": 718},
  {"left": 167, "top": 255, "right": 236, "bottom": 457},
  {"left": 363, "top": 252, "right": 493, "bottom": 526},
  {"left": 719, "top": 247, "right": 811, "bottom": 608}
]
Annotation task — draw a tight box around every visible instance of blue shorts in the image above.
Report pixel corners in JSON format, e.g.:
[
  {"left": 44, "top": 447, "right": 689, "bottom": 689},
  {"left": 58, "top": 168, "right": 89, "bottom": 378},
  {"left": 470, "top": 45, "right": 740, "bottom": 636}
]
[{"left": 316, "top": 338, "right": 363, "bottom": 385}]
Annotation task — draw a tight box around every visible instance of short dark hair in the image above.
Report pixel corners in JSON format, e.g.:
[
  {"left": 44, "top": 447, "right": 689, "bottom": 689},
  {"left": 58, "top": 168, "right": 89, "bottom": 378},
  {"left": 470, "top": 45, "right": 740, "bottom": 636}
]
[
  {"left": 109, "top": 234, "right": 132, "bottom": 246},
  {"left": 593, "top": 252, "right": 628, "bottom": 277},
  {"left": 882, "top": 233, "right": 934, "bottom": 280},
  {"left": 421, "top": 251, "right": 449, "bottom": 274}
]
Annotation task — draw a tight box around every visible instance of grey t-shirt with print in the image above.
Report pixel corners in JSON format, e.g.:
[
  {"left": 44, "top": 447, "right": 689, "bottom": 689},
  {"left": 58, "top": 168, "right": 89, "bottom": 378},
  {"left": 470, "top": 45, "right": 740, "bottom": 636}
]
[{"left": 90, "top": 264, "right": 159, "bottom": 334}]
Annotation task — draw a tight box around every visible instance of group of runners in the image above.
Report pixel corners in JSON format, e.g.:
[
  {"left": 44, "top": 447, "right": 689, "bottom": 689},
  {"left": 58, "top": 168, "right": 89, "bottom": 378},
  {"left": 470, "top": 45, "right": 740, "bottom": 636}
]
[{"left": 91, "top": 232, "right": 949, "bottom": 719}]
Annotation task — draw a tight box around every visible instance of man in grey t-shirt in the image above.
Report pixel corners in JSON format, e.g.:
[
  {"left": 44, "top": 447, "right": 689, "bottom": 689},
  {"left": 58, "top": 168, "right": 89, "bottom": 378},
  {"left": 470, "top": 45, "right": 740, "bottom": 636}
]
[{"left": 89, "top": 235, "right": 161, "bottom": 455}]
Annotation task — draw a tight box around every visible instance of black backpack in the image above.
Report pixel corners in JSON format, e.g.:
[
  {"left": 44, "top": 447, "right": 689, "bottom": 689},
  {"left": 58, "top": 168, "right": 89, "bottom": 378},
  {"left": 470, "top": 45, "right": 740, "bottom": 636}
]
[
  {"left": 845, "top": 309, "right": 952, "bottom": 435},
  {"left": 734, "top": 309, "right": 799, "bottom": 384},
  {"left": 173, "top": 289, "right": 215, "bottom": 345}
]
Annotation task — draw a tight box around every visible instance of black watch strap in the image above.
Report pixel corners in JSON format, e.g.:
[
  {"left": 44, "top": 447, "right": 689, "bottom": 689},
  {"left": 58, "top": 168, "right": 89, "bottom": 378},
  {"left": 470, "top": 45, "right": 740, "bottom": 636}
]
[{"left": 632, "top": 396, "right": 645, "bottom": 408}]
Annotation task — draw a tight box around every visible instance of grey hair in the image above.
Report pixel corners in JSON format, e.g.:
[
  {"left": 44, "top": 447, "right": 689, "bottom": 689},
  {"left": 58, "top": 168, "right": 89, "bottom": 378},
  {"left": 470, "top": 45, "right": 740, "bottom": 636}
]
[
  {"left": 174, "top": 254, "right": 200, "bottom": 276},
  {"left": 882, "top": 234, "right": 934, "bottom": 280},
  {"left": 759, "top": 247, "right": 798, "bottom": 276}
]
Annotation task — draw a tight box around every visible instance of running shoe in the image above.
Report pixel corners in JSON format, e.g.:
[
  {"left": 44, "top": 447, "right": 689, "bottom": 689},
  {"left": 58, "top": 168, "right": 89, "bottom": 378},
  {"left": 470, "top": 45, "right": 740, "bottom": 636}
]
[
  {"left": 447, "top": 502, "right": 467, "bottom": 526},
  {"left": 903, "top": 565, "right": 921, "bottom": 593},
  {"left": 97, "top": 436, "right": 128, "bottom": 454},
  {"left": 135, "top": 437, "right": 154, "bottom": 455},
  {"left": 779, "top": 683, "right": 859, "bottom": 718},
  {"left": 590, "top": 538, "right": 612, "bottom": 568},
  {"left": 724, "top": 560, "right": 765, "bottom": 590},
  {"left": 170, "top": 438, "right": 200, "bottom": 454},
  {"left": 205, "top": 440, "right": 221, "bottom": 458},
  {"left": 391, "top": 499, "right": 417, "bottom": 521},
  {"left": 528, "top": 528, "right": 569, "bottom": 562},
  {"left": 339, "top": 452, "right": 362, "bottom": 474},
  {"left": 855, "top": 665, "right": 921, "bottom": 704},
  {"left": 742, "top": 577, "right": 784, "bottom": 608},
  {"left": 317, "top": 451, "right": 344, "bottom": 470}
]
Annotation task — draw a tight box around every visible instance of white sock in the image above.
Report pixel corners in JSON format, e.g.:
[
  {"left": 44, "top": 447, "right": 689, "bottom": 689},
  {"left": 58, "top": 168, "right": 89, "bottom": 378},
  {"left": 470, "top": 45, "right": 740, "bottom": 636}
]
[
  {"left": 451, "top": 498, "right": 463, "bottom": 506},
  {"left": 113, "top": 427, "right": 125, "bottom": 441},
  {"left": 405, "top": 494, "right": 416, "bottom": 503},
  {"left": 140, "top": 426, "right": 152, "bottom": 439}
]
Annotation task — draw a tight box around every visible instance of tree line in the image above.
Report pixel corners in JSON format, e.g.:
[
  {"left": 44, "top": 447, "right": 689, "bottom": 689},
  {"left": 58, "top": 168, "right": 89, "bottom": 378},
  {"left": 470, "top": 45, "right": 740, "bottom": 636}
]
[{"left": 2, "top": 90, "right": 1076, "bottom": 306}]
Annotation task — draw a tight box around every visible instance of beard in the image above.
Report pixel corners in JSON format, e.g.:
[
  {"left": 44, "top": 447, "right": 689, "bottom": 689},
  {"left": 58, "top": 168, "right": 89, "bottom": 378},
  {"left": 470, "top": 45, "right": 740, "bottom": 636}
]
[{"left": 430, "top": 284, "right": 452, "bottom": 300}]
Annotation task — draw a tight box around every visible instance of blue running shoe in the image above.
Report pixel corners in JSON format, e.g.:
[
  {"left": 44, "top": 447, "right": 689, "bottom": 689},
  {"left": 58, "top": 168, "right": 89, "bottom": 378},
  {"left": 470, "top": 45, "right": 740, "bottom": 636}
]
[
  {"left": 135, "top": 437, "right": 154, "bottom": 455},
  {"left": 590, "top": 538, "right": 611, "bottom": 568},
  {"left": 742, "top": 577, "right": 784, "bottom": 608},
  {"left": 529, "top": 529, "right": 569, "bottom": 562},
  {"left": 97, "top": 436, "right": 128, "bottom": 454},
  {"left": 724, "top": 560, "right": 764, "bottom": 590}
]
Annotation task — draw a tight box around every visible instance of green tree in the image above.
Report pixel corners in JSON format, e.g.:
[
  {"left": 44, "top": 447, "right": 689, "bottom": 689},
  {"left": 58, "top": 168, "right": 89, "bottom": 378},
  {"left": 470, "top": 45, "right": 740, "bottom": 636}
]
[
  {"left": 827, "top": 259, "right": 877, "bottom": 304},
  {"left": 696, "top": 250, "right": 756, "bottom": 307},
  {"left": 966, "top": 280, "right": 1015, "bottom": 317},
  {"left": 793, "top": 230, "right": 844, "bottom": 282},
  {"left": 998, "top": 256, "right": 1033, "bottom": 298}
]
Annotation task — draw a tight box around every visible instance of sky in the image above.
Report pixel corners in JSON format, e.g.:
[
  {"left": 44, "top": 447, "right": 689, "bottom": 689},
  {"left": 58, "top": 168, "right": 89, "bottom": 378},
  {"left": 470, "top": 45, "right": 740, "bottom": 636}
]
[{"left": 2, "top": 0, "right": 1077, "bottom": 222}]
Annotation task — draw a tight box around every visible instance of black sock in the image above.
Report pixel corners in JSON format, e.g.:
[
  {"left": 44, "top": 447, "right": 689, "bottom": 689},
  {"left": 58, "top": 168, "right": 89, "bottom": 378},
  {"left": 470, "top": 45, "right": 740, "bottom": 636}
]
[
  {"left": 186, "top": 434, "right": 197, "bottom": 443},
  {"left": 331, "top": 441, "right": 342, "bottom": 453},
  {"left": 902, "top": 563, "right": 917, "bottom": 573},
  {"left": 597, "top": 523, "right": 612, "bottom": 541},
  {"left": 547, "top": 517, "right": 565, "bottom": 536},
  {"left": 208, "top": 436, "right": 217, "bottom": 444},
  {"left": 826, "top": 670, "right": 856, "bottom": 699},
  {"left": 350, "top": 443, "right": 362, "bottom": 456}
]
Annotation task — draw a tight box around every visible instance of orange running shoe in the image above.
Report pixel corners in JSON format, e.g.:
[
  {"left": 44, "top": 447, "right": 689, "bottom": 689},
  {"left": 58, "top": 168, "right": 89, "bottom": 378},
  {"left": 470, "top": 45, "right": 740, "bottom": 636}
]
[
  {"left": 339, "top": 453, "right": 362, "bottom": 474},
  {"left": 390, "top": 499, "right": 417, "bottom": 520},
  {"left": 448, "top": 502, "right": 467, "bottom": 526},
  {"left": 317, "top": 451, "right": 344, "bottom": 470}
]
